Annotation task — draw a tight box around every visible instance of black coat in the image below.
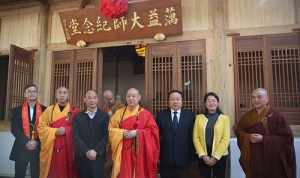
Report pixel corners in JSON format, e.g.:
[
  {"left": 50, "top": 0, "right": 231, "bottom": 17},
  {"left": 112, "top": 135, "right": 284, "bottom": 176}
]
[
  {"left": 9, "top": 104, "right": 46, "bottom": 161},
  {"left": 156, "top": 109, "right": 196, "bottom": 169},
  {"left": 72, "top": 109, "right": 109, "bottom": 178}
]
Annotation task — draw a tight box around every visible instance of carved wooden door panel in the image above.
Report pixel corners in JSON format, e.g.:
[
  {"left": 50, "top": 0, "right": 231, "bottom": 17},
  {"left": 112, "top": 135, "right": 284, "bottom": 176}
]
[{"left": 6, "top": 45, "right": 34, "bottom": 120}]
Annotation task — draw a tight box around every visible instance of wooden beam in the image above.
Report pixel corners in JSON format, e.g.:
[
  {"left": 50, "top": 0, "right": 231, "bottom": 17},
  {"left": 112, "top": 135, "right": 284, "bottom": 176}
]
[
  {"left": 37, "top": 0, "right": 49, "bottom": 6},
  {"left": 80, "top": 0, "right": 91, "bottom": 8}
]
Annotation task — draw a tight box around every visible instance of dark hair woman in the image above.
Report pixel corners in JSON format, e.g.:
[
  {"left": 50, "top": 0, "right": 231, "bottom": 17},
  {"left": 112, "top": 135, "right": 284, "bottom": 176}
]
[{"left": 193, "top": 92, "right": 230, "bottom": 178}]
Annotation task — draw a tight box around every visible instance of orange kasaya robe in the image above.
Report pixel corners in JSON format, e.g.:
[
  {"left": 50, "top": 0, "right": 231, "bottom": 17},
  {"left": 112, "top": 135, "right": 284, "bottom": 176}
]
[
  {"left": 109, "top": 106, "right": 160, "bottom": 178},
  {"left": 38, "top": 103, "right": 80, "bottom": 178}
]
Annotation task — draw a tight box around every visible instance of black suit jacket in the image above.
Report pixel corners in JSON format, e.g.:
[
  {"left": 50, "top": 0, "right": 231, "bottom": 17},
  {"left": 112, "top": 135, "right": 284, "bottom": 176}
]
[
  {"left": 9, "top": 104, "right": 46, "bottom": 161},
  {"left": 72, "top": 109, "right": 109, "bottom": 163},
  {"left": 156, "top": 108, "right": 196, "bottom": 169}
]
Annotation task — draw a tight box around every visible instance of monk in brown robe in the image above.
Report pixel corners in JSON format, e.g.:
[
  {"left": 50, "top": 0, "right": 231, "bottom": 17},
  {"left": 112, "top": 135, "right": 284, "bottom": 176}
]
[
  {"left": 101, "top": 90, "right": 124, "bottom": 117},
  {"left": 100, "top": 90, "right": 125, "bottom": 178},
  {"left": 234, "top": 88, "right": 296, "bottom": 178}
]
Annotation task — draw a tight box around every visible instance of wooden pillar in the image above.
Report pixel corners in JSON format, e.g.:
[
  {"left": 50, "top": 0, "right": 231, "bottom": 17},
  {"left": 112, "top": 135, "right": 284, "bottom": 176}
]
[
  {"left": 207, "top": 0, "right": 235, "bottom": 123},
  {"left": 35, "top": 3, "right": 49, "bottom": 104},
  {"left": 296, "top": 0, "right": 300, "bottom": 24}
]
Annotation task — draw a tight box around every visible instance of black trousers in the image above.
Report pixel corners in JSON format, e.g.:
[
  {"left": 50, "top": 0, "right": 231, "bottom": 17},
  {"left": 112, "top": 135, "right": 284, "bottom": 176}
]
[
  {"left": 15, "top": 151, "right": 39, "bottom": 178},
  {"left": 77, "top": 159, "right": 105, "bottom": 178},
  {"left": 198, "top": 155, "right": 227, "bottom": 178},
  {"left": 160, "top": 166, "right": 186, "bottom": 178}
]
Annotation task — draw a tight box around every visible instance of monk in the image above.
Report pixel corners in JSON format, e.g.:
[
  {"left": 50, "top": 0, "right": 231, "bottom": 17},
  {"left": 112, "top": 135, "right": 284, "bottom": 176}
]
[
  {"left": 109, "top": 88, "right": 160, "bottom": 178},
  {"left": 234, "top": 88, "right": 296, "bottom": 178},
  {"left": 38, "top": 87, "right": 80, "bottom": 178},
  {"left": 101, "top": 89, "right": 124, "bottom": 117},
  {"left": 101, "top": 90, "right": 125, "bottom": 178}
]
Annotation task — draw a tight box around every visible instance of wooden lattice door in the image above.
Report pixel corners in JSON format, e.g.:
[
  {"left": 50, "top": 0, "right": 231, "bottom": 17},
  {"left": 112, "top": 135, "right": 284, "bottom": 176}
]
[
  {"left": 234, "top": 37, "right": 265, "bottom": 118},
  {"left": 5, "top": 45, "right": 34, "bottom": 120},
  {"left": 146, "top": 40, "right": 206, "bottom": 115},
  {"left": 147, "top": 44, "right": 177, "bottom": 114},
  {"left": 178, "top": 41, "right": 206, "bottom": 114},
  {"left": 52, "top": 50, "right": 74, "bottom": 103},
  {"left": 234, "top": 33, "right": 300, "bottom": 124},
  {"left": 267, "top": 34, "right": 300, "bottom": 124},
  {"left": 52, "top": 48, "right": 98, "bottom": 109},
  {"left": 73, "top": 49, "right": 98, "bottom": 109}
]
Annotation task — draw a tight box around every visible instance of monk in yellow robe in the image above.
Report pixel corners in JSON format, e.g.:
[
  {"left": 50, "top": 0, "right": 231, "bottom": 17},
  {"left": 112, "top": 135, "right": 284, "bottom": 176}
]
[
  {"left": 38, "top": 87, "right": 80, "bottom": 178},
  {"left": 109, "top": 88, "right": 160, "bottom": 178}
]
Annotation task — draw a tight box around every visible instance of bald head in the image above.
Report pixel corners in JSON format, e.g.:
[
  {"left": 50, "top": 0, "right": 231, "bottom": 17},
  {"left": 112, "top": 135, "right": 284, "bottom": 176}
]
[
  {"left": 103, "top": 90, "right": 113, "bottom": 97},
  {"left": 126, "top": 88, "right": 141, "bottom": 108},
  {"left": 251, "top": 88, "right": 269, "bottom": 110},
  {"left": 252, "top": 88, "right": 268, "bottom": 97},
  {"left": 84, "top": 90, "right": 98, "bottom": 111},
  {"left": 103, "top": 89, "right": 115, "bottom": 106},
  {"left": 56, "top": 87, "right": 69, "bottom": 106}
]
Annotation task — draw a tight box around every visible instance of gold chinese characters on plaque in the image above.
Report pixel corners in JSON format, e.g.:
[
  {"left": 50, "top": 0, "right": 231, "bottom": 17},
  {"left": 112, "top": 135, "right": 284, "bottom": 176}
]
[{"left": 59, "top": 0, "right": 182, "bottom": 45}]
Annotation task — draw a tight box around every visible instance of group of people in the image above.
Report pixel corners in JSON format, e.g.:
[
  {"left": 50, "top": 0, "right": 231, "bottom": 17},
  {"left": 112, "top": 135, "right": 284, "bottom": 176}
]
[{"left": 9, "top": 84, "right": 296, "bottom": 178}]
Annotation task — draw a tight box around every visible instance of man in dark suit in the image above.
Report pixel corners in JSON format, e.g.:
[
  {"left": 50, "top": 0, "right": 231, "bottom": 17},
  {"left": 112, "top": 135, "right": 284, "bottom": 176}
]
[
  {"left": 73, "top": 90, "right": 109, "bottom": 178},
  {"left": 156, "top": 90, "right": 196, "bottom": 178},
  {"left": 10, "top": 84, "right": 46, "bottom": 178}
]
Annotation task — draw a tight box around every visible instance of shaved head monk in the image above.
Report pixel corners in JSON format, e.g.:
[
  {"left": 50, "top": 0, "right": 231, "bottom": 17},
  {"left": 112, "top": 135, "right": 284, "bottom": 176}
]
[
  {"left": 38, "top": 87, "right": 80, "bottom": 178},
  {"left": 109, "top": 88, "right": 160, "bottom": 178},
  {"left": 234, "top": 88, "right": 296, "bottom": 178}
]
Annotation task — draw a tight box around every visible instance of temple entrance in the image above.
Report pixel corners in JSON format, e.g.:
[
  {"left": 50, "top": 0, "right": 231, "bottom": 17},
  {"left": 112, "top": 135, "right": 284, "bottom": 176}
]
[
  {"left": 0, "top": 55, "right": 9, "bottom": 120},
  {"left": 50, "top": 40, "right": 206, "bottom": 114},
  {"left": 102, "top": 45, "right": 145, "bottom": 105}
]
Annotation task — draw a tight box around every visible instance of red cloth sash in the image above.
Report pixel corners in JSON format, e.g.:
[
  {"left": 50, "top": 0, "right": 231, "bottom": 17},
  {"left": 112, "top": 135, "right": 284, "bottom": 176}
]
[
  {"left": 47, "top": 107, "right": 80, "bottom": 178},
  {"left": 118, "top": 110, "right": 159, "bottom": 178},
  {"left": 21, "top": 101, "right": 42, "bottom": 139}
]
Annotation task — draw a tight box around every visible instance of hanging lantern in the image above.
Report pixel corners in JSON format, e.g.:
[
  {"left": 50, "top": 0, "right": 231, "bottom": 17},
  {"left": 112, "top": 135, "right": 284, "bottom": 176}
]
[
  {"left": 100, "top": 0, "right": 128, "bottom": 19},
  {"left": 76, "top": 40, "right": 87, "bottom": 48},
  {"left": 135, "top": 44, "right": 146, "bottom": 57}
]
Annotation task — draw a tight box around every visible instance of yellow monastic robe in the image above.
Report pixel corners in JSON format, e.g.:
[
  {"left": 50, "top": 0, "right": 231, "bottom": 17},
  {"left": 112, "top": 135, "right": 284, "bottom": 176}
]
[
  {"left": 38, "top": 103, "right": 71, "bottom": 178},
  {"left": 109, "top": 106, "right": 139, "bottom": 178},
  {"left": 109, "top": 106, "right": 160, "bottom": 178}
]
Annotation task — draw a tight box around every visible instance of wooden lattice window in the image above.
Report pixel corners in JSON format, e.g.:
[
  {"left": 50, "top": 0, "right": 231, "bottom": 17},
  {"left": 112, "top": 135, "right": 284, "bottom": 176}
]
[
  {"left": 52, "top": 49, "right": 97, "bottom": 109},
  {"left": 234, "top": 33, "right": 300, "bottom": 124},
  {"left": 146, "top": 40, "right": 206, "bottom": 115}
]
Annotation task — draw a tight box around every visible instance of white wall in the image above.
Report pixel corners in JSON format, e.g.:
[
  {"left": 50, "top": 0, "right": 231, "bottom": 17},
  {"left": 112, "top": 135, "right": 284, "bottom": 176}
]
[{"left": 0, "top": 132, "right": 14, "bottom": 177}]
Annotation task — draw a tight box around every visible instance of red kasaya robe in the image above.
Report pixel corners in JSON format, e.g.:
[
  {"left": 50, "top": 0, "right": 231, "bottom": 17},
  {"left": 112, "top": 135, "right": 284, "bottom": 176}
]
[
  {"left": 38, "top": 103, "right": 80, "bottom": 178},
  {"left": 109, "top": 106, "right": 160, "bottom": 178},
  {"left": 234, "top": 107, "right": 296, "bottom": 178}
]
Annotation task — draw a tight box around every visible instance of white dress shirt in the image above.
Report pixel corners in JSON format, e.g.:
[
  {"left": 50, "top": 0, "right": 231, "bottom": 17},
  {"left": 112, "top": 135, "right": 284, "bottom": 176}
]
[
  {"left": 170, "top": 109, "right": 181, "bottom": 122},
  {"left": 29, "top": 106, "right": 34, "bottom": 121},
  {"left": 85, "top": 109, "right": 97, "bottom": 119}
]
